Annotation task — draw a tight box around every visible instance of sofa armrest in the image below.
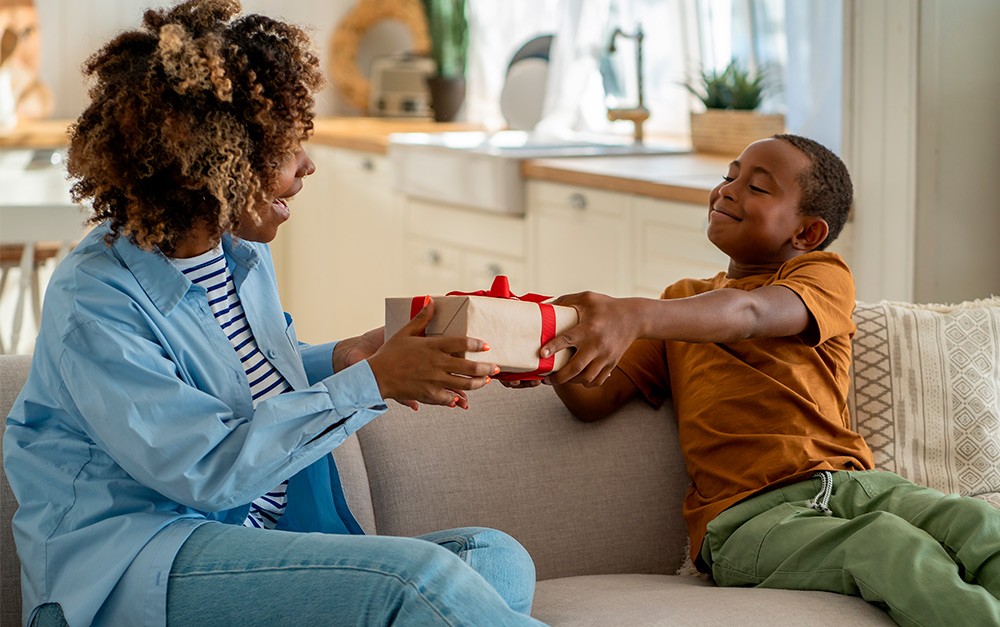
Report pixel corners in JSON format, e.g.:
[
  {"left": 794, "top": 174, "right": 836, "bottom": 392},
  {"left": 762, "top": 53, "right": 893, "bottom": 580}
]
[{"left": 354, "top": 382, "right": 690, "bottom": 580}]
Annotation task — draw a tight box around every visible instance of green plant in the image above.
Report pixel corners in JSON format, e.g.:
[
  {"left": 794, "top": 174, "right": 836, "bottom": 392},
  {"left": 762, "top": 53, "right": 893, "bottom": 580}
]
[
  {"left": 422, "top": 0, "right": 468, "bottom": 80},
  {"left": 683, "top": 61, "right": 769, "bottom": 111}
]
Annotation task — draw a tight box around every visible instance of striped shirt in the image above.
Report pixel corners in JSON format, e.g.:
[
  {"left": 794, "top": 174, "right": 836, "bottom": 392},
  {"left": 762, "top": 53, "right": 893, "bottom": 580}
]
[{"left": 170, "top": 246, "right": 291, "bottom": 529}]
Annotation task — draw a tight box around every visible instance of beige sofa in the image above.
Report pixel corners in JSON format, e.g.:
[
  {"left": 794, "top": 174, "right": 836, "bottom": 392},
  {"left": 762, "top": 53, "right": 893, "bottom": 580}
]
[{"left": 2, "top": 297, "right": 998, "bottom": 626}]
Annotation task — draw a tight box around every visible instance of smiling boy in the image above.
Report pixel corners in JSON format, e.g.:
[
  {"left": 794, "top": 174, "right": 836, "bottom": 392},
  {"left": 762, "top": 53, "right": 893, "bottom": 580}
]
[{"left": 532, "top": 135, "right": 1000, "bottom": 625}]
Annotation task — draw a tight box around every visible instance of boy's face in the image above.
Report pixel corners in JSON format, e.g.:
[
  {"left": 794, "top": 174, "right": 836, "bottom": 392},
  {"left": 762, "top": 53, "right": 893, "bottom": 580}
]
[
  {"left": 707, "top": 138, "right": 818, "bottom": 271},
  {"left": 236, "top": 147, "right": 315, "bottom": 243}
]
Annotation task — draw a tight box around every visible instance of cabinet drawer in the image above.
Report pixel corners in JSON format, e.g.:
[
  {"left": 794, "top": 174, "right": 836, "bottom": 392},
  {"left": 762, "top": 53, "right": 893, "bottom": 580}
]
[
  {"left": 528, "top": 181, "right": 629, "bottom": 218},
  {"left": 403, "top": 239, "right": 464, "bottom": 297},
  {"left": 407, "top": 198, "right": 526, "bottom": 257}
]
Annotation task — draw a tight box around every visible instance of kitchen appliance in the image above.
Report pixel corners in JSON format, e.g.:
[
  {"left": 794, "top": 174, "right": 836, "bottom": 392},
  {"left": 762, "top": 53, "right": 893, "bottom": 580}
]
[{"left": 368, "top": 53, "right": 435, "bottom": 117}]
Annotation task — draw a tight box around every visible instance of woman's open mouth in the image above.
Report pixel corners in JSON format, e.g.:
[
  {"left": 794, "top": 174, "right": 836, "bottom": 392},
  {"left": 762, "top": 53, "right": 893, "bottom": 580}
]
[{"left": 272, "top": 197, "right": 290, "bottom": 220}]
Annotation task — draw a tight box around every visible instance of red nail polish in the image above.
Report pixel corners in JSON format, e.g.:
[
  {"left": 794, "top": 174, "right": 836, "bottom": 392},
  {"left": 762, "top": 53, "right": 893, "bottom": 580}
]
[
  {"left": 493, "top": 366, "right": 501, "bottom": 375},
  {"left": 482, "top": 342, "right": 491, "bottom": 351}
]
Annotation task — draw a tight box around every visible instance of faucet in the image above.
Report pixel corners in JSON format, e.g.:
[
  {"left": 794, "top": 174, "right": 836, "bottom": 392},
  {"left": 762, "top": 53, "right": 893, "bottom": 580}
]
[{"left": 607, "top": 25, "right": 649, "bottom": 144}]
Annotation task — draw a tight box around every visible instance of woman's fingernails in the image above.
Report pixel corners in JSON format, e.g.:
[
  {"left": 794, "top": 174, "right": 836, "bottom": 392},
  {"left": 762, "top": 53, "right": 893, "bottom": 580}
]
[
  {"left": 485, "top": 377, "right": 492, "bottom": 384},
  {"left": 493, "top": 366, "right": 501, "bottom": 375},
  {"left": 482, "top": 342, "right": 491, "bottom": 351},
  {"left": 540, "top": 348, "right": 551, "bottom": 358}
]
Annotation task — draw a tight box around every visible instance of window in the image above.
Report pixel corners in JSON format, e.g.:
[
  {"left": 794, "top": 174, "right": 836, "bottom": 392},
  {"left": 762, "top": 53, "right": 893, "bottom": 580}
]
[{"left": 466, "top": 0, "right": 843, "bottom": 150}]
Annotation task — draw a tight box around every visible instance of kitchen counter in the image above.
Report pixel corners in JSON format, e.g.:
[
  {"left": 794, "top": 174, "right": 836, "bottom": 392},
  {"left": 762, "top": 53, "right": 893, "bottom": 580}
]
[
  {"left": 0, "top": 119, "right": 73, "bottom": 150},
  {"left": 2, "top": 118, "right": 728, "bottom": 205},
  {"left": 309, "top": 118, "right": 481, "bottom": 153},
  {"left": 521, "top": 153, "right": 730, "bottom": 205}
]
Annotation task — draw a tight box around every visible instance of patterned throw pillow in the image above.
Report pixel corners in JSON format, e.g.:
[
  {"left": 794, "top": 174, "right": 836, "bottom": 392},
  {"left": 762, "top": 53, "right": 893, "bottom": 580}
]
[{"left": 848, "top": 297, "right": 1000, "bottom": 507}]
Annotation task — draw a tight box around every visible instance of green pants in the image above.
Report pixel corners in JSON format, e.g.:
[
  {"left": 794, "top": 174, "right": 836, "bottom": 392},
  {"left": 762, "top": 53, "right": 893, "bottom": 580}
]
[{"left": 700, "top": 470, "right": 1000, "bottom": 626}]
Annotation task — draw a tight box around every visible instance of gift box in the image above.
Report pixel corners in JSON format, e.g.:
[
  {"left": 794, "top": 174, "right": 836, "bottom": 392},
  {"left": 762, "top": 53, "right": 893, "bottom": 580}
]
[{"left": 384, "top": 276, "right": 579, "bottom": 380}]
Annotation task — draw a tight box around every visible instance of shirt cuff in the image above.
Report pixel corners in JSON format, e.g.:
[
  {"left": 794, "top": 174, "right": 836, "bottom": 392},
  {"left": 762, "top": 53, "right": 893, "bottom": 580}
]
[
  {"left": 321, "top": 359, "right": 387, "bottom": 414},
  {"left": 301, "top": 342, "right": 336, "bottom": 384}
]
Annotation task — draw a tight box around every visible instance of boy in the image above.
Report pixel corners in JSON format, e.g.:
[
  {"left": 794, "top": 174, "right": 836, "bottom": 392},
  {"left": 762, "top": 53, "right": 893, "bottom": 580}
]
[{"left": 534, "top": 135, "right": 1000, "bottom": 625}]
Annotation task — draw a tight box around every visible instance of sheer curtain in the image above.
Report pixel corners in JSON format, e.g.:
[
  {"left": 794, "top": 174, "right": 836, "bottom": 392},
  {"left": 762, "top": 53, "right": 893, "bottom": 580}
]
[{"left": 465, "top": 0, "right": 843, "bottom": 147}]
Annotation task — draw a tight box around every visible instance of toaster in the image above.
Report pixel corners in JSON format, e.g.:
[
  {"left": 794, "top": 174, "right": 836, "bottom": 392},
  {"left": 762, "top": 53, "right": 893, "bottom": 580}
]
[{"left": 368, "top": 53, "right": 435, "bottom": 117}]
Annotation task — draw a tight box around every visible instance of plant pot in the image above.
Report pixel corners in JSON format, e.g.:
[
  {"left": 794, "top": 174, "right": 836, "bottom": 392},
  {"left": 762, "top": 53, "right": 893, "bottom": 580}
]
[
  {"left": 427, "top": 76, "right": 465, "bottom": 122},
  {"left": 689, "top": 110, "right": 786, "bottom": 157}
]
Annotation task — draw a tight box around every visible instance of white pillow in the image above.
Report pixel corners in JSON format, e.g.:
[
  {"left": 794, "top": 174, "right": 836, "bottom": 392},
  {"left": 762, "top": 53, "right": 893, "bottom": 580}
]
[{"left": 848, "top": 297, "right": 1000, "bottom": 506}]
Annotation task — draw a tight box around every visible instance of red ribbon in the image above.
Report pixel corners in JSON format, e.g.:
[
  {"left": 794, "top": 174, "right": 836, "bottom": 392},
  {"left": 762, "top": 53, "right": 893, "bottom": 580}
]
[{"left": 409, "top": 276, "right": 557, "bottom": 381}]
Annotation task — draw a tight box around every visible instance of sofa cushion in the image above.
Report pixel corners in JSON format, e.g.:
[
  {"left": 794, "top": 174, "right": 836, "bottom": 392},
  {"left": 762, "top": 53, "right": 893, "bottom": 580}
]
[
  {"left": 532, "top": 574, "right": 895, "bottom": 625},
  {"left": 1, "top": 354, "right": 31, "bottom": 627},
  {"left": 849, "top": 297, "right": 1000, "bottom": 502},
  {"left": 355, "top": 382, "right": 691, "bottom": 581}
]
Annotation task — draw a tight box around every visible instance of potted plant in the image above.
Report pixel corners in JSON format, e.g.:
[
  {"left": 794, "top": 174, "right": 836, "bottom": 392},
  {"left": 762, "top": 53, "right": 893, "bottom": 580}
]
[
  {"left": 422, "top": 0, "right": 467, "bottom": 122},
  {"left": 684, "top": 61, "right": 784, "bottom": 155}
]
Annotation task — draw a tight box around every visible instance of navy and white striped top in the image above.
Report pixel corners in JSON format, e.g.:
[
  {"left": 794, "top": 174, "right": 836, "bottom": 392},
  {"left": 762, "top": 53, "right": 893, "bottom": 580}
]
[{"left": 171, "top": 245, "right": 291, "bottom": 529}]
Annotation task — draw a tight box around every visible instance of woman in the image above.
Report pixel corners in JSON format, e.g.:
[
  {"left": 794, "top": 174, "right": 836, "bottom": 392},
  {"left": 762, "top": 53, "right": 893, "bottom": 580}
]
[{"left": 3, "top": 1, "right": 540, "bottom": 625}]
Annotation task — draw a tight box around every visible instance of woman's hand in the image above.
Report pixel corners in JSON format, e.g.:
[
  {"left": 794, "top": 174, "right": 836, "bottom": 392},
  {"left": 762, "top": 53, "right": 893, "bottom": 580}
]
[
  {"left": 539, "top": 291, "right": 643, "bottom": 387},
  {"left": 367, "top": 298, "right": 498, "bottom": 409}
]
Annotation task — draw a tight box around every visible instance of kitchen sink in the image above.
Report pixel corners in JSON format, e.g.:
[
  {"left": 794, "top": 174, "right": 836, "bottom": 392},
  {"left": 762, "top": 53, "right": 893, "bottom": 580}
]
[{"left": 389, "top": 130, "right": 689, "bottom": 215}]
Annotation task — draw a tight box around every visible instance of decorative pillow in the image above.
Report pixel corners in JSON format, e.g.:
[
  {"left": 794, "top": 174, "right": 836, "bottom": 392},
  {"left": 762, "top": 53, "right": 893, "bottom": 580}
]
[{"left": 848, "top": 297, "right": 1000, "bottom": 505}]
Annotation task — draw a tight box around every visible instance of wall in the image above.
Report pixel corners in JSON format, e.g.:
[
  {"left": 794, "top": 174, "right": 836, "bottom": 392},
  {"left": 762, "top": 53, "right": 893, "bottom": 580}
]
[
  {"left": 32, "top": 0, "right": 417, "bottom": 119},
  {"left": 914, "top": 0, "right": 1000, "bottom": 303}
]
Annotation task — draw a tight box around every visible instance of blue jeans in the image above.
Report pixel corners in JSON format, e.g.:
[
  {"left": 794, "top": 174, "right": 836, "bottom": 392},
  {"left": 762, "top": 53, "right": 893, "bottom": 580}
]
[
  {"left": 166, "top": 522, "right": 541, "bottom": 626},
  {"left": 32, "top": 523, "right": 542, "bottom": 626}
]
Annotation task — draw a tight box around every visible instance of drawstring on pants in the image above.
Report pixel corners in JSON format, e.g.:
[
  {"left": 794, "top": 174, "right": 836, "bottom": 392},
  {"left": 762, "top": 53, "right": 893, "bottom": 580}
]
[{"left": 808, "top": 471, "right": 834, "bottom": 515}]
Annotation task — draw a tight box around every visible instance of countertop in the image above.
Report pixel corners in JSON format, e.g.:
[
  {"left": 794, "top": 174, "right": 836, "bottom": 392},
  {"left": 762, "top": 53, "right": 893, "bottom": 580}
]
[
  {"left": 1, "top": 118, "right": 729, "bottom": 205},
  {"left": 521, "top": 153, "right": 729, "bottom": 205}
]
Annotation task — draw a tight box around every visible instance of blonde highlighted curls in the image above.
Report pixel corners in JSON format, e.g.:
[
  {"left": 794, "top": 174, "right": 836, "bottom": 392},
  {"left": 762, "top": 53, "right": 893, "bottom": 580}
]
[{"left": 67, "top": 0, "right": 324, "bottom": 253}]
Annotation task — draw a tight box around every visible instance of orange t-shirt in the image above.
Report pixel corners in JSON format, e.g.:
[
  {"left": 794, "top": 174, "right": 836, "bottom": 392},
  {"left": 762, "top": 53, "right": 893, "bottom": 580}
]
[{"left": 617, "top": 252, "right": 874, "bottom": 561}]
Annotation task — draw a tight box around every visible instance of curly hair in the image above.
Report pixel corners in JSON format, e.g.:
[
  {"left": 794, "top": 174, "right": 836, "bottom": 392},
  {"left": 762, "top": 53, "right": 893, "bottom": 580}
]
[
  {"left": 772, "top": 134, "right": 853, "bottom": 251},
  {"left": 67, "top": 0, "right": 324, "bottom": 253}
]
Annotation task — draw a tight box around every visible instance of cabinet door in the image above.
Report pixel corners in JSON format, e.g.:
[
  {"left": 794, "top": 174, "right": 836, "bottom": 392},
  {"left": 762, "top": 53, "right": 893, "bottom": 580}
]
[
  {"left": 528, "top": 182, "right": 631, "bottom": 297},
  {"left": 325, "top": 149, "right": 402, "bottom": 338},
  {"left": 631, "top": 196, "right": 729, "bottom": 296},
  {"left": 272, "top": 146, "right": 402, "bottom": 343}
]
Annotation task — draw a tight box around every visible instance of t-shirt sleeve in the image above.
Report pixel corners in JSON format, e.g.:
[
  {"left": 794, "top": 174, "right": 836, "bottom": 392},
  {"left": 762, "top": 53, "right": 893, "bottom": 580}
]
[
  {"left": 616, "top": 337, "right": 671, "bottom": 408},
  {"left": 772, "top": 253, "right": 856, "bottom": 347}
]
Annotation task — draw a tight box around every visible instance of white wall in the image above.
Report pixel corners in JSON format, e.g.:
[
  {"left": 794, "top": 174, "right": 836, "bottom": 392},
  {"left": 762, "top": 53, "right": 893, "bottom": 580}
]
[{"left": 913, "top": 0, "right": 1000, "bottom": 303}]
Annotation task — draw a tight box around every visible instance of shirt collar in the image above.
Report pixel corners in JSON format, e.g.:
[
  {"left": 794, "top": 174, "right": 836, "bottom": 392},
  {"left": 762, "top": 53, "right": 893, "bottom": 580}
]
[{"left": 112, "top": 228, "right": 260, "bottom": 315}]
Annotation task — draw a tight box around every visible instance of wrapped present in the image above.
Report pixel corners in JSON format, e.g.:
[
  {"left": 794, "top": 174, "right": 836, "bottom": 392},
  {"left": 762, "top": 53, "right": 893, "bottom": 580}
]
[{"left": 384, "top": 276, "right": 579, "bottom": 380}]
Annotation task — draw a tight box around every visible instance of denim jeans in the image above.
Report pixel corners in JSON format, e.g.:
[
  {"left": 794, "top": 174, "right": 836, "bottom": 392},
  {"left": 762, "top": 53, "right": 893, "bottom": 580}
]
[
  {"left": 701, "top": 470, "right": 1000, "bottom": 626},
  {"left": 32, "top": 523, "right": 543, "bottom": 626}
]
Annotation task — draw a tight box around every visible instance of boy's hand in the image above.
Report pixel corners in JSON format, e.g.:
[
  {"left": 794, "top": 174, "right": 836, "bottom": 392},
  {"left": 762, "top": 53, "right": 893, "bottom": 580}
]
[
  {"left": 367, "top": 298, "right": 498, "bottom": 408},
  {"left": 540, "top": 291, "right": 641, "bottom": 387}
]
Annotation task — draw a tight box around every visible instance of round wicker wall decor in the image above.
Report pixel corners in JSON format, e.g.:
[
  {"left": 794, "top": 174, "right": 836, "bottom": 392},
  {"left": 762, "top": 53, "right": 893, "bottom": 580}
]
[{"left": 330, "top": 0, "right": 430, "bottom": 112}]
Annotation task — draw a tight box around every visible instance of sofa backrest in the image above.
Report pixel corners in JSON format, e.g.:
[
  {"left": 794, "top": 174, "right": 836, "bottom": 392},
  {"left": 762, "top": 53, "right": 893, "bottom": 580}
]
[
  {"left": 1, "top": 354, "right": 30, "bottom": 627},
  {"left": 354, "top": 382, "right": 690, "bottom": 581}
]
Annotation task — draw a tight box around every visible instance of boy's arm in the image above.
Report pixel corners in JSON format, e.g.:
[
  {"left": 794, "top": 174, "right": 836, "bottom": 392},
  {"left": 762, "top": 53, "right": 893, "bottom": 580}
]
[
  {"left": 552, "top": 367, "right": 639, "bottom": 422},
  {"left": 544, "top": 285, "right": 810, "bottom": 386}
]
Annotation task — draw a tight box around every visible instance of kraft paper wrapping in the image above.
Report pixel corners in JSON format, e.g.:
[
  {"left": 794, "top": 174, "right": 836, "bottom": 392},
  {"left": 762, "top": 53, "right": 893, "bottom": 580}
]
[{"left": 385, "top": 295, "right": 579, "bottom": 375}]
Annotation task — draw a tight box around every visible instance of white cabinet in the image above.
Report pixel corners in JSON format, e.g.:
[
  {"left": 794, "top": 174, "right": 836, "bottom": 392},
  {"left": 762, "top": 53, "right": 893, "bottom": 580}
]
[
  {"left": 527, "top": 181, "right": 632, "bottom": 298},
  {"left": 403, "top": 198, "right": 527, "bottom": 296},
  {"left": 631, "top": 196, "right": 729, "bottom": 297},
  {"left": 271, "top": 145, "right": 402, "bottom": 343}
]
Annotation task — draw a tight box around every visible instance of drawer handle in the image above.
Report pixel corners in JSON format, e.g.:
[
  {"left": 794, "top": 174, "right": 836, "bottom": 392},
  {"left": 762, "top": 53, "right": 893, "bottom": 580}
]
[
  {"left": 568, "top": 192, "right": 588, "bottom": 210},
  {"left": 361, "top": 157, "right": 375, "bottom": 172},
  {"left": 425, "top": 249, "right": 442, "bottom": 265}
]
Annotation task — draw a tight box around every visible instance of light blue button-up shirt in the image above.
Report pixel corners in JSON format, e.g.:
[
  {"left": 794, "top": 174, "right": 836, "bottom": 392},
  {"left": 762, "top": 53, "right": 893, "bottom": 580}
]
[{"left": 3, "top": 224, "right": 388, "bottom": 626}]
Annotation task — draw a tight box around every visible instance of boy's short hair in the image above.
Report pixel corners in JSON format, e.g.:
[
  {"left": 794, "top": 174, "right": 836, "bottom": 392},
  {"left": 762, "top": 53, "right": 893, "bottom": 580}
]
[
  {"left": 773, "top": 134, "right": 853, "bottom": 250},
  {"left": 67, "top": 0, "right": 324, "bottom": 254}
]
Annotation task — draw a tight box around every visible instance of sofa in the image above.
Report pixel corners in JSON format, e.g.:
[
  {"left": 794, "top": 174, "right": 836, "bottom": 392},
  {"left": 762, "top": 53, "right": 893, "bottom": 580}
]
[{"left": 2, "top": 297, "right": 998, "bottom": 626}]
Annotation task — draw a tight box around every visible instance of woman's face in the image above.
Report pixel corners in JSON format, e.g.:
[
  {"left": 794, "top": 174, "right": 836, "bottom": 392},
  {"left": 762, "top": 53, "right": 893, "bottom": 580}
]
[{"left": 236, "top": 147, "right": 316, "bottom": 243}]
